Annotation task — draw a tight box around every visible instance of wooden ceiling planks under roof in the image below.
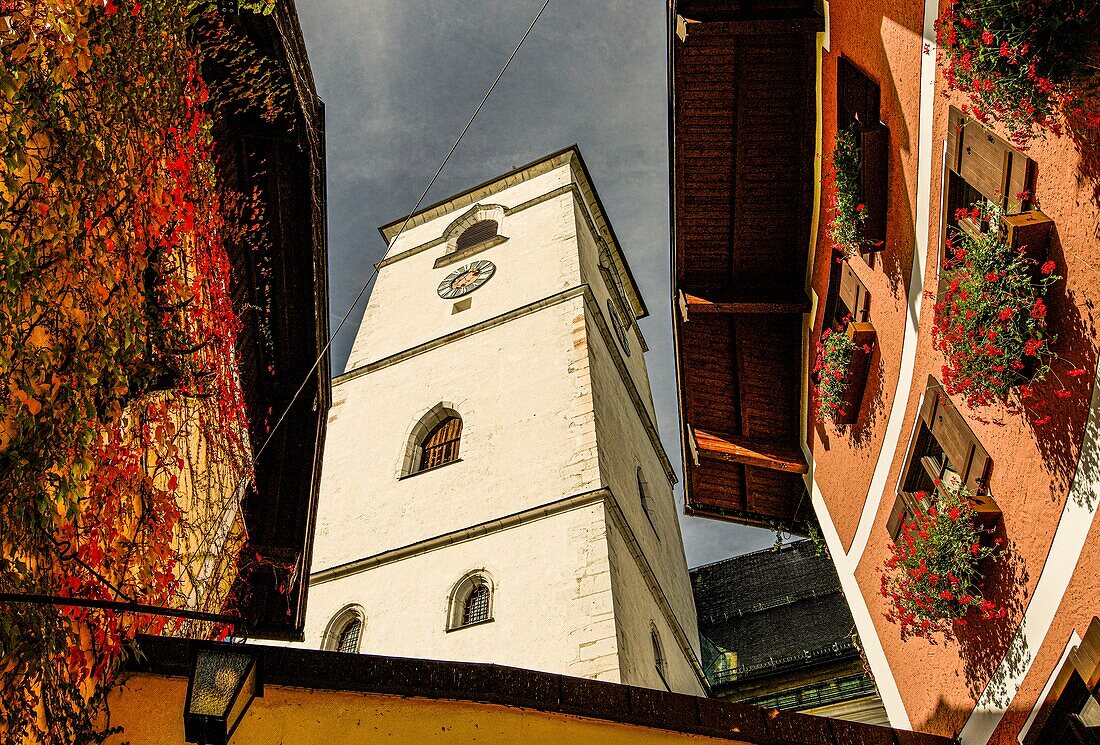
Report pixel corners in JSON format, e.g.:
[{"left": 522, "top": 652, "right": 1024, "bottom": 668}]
[{"left": 670, "top": 0, "right": 822, "bottom": 533}]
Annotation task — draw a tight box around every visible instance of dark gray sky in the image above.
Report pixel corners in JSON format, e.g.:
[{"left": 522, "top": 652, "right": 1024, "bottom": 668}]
[{"left": 295, "top": 0, "right": 775, "bottom": 566}]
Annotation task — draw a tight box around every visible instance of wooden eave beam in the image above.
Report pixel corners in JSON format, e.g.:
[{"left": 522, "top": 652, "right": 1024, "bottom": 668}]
[
  {"left": 691, "top": 427, "right": 808, "bottom": 474},
  {"left": 683, "top": 497, "right": 784, "bottom": 531},
  {"left": 679, "top": 289, "right": 811, "bottom": 317}
]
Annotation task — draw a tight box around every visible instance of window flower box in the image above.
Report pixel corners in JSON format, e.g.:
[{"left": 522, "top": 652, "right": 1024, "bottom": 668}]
[
  {"left": 881, "top": 486, "right": 1005, "bottom": 642},
  {"left": 1003, "top": 209, "right": 1054, "bottom": 272},
  {"left": 934, "top": 0, "right": 1100, "bottom": 145},
  {"left": 829, "top": 124, "right": 888, "bottom": 256},
  {"left": 815, "top": 321, "right": 877, "bottom": 425},
  {"left": 933, "top": 202, "right": 1061, "bottom": 408}
]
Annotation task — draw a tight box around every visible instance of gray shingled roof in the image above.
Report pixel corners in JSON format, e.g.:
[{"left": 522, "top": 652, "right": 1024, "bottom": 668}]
[{"left": 690, "top": 540, "right": 860, "bottom": 684}]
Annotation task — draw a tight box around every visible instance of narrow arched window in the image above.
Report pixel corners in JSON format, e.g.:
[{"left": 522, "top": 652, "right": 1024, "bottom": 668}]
[
  {"left": 638, "top": 468, "right": 658, "bottom": 537},
  {"left": 448, "top": 572, "right": 494, "bottom": 630},
  {"left": 324, "top": 607, "right": 365, "bottom": 653},
  {"left": 336, "top": 617, "right": 362, "bottom": 653},
  {"left": 652, "top": 627, "right": 667, "bottom": 681},
  {"left": 455, "top": 220, "right": 498, "bottom": 251},
  {"left": 419, "top": 416, "right": 462, "bottom": 471}
]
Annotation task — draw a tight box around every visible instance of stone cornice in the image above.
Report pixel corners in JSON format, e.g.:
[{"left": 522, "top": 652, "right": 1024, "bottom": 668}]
[
  {"left": 334, "top": 284, "right": 676, "bottom": 486},
  {"left": 334, "top": 285, "right": 586, "bottom": 385},
  {"left": 310, "top": 487, "right": 609, "bottom": 584}
]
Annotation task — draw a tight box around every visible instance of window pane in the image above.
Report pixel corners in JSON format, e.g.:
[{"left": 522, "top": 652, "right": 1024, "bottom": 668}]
[
  {"left": 419, "top": 417, "right": 462, "bottom": 471},
  {"left": 463, "top": 585, "right": 490, "bottom": 625},
  {"left": 336, "top": 618, "right": 361, "bottom": 653}
]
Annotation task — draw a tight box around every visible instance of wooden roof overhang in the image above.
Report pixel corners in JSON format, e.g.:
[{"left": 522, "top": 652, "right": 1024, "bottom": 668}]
[
  {"left": 207, "top": 1, "right": 330, "bottom": 640},
  {"left": 669, "top": 0, "right": 822, "bottom": 533}
]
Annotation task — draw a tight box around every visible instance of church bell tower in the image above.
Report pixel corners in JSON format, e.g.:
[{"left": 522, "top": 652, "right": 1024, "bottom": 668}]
[{"left": 303, "top": 147, "right": 704, "bottom": 695}]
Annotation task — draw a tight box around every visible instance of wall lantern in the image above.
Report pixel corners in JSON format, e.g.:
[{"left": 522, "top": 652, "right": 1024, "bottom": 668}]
[{"left": 184, "top": 643, "right": 263, "bottom": 745}]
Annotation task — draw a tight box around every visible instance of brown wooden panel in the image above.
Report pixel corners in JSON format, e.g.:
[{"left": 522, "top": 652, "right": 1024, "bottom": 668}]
[
  {"left": 886, "top": 494, "right": 906, "bottom": 539},
  {"left": 958, "top": 123, "right": 1009, "bottom": 205},
  {"left": 689, "top": 460, "right": 747, "bottom": 511},
  {"left": 926, "top": 386, "right": 991, "bottom": 494},
  {"left": 948, "top": 105, "right": 1035, "bottom": 212},
  {"left": 1005, "top": 210, "right": 1054, "bottom": 266},
  {"left": 896, "top": 377, "right": 941, "bottom": 497},
  {"left": 860, "top": 122, "right": 889, "bottom": 252},
  {"left": 743, "top": 468, "right": 809, "bottom": 525},
  {"left": 679, "top": 315, "right": 739, "bottom": 432},
  {"left": 837, "top": 56, "right": 881, "bottom": 129},
  {"left": 734, "top": 314, "right": 803, "bottom": 439},
  {"left": 835, "top": 322, "right": 875, "bottom": 425},
  {"left": 694, "top": 428, "right": 809, "bottom": 473},
  {"left": 837, "top": 262, "right": 870, "bottom": 322},
  {"left": 687, "top": 462, "right": 807, "bottom": 531},
  {"left": 947, "top": 109, "right": 963, "bottom": 172}
]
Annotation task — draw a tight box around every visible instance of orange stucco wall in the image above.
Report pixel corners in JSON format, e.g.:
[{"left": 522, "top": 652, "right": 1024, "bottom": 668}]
[
  {"left": 809, "top": 0, "right": 1100, "bottom": 741},
  {"left": 810, "top": 0, "right": 926, "bottom": 552},
  {"left": 105, "top": 673, "right": 755, "bottom": 745}
]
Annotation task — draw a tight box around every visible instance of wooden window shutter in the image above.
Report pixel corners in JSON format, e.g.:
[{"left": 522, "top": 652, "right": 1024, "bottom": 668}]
[
  {"left": 837, "top": 57, "right": 881, "bottom": 128},
  {"left": 946, "top": 107, "right": 965, "bottom": 172},
  {"left": 926, "top": 390, "right": 991, "bottom": 495},
  {"left": 838, "top": 262, "right": 871, "bottom": 322},
  {"left": 909, "top": 377, "right": 992, "bottom": 495},
  {"left": 860, "top": 122, "right": 889, "bottom": 251},
  {"left": 947, "top": 107, "right": 1035, "bottom": 213},
  {"left": 886, "top": 494, "right": 906, "bottom": 539}
]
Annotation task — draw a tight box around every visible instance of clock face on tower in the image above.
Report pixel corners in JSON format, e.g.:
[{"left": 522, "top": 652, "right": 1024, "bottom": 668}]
[{"left": 437, "top": 260, "right": 496, "bottom": 299}]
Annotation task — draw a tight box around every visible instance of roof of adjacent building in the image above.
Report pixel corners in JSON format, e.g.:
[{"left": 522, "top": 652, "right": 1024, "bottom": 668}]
[
  {"left": 691, "top": 540, "right": 860, "bottom": 684},
  {"left": 128, "top": 634, "right": 954, "bottom": 745}
]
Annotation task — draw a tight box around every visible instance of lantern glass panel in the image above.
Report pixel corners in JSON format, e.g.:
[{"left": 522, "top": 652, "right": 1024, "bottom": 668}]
[{"left": 189, "top": 649, "right": 253, "bottom": 716}]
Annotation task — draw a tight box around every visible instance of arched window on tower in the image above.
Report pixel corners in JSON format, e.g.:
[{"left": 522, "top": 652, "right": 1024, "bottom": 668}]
[
  {"left": 448, "top": 572, "right": 494, "bottom": 630},
  {"left": 638, "top": 468, "right": 658, "bottom": 537},
  {"left": 455, "top": 220, "right": 498, "bottom": 251},
  {"left": 463, "top": 584, "right": 491, "bottom": 626},
  {"left": 419, "top": 415, "right": 462, "bottom": 472},
  {"left": 336, "top": 617, "right": 362, "bottom": 653},
  {"left": 323, "top": 606, "right": 365, "bottom": 653}
]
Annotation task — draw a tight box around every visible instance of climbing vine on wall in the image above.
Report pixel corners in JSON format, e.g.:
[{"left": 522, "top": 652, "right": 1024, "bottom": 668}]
[{"left": 0, "top": 1, "right": 276, "bottom": 741}]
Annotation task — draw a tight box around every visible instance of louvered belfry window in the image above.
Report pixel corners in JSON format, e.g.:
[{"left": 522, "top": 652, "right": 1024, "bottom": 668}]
[
  {"left": 336, "top": 617, "right": 362, "bottom": 653},
  {"left": 419, "top": 416, "right": 462, "bottom": 471},
  {"left": 455, "top": 220, "right": 498, "bottom": 251},
  {"left": 463, "top": 584, "right": 490, "bottom": 626}
]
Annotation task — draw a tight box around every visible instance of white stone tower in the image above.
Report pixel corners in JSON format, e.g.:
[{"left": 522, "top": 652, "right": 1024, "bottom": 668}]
[{"left": 303, "top": 147, "right": 703, "bottom": 695}]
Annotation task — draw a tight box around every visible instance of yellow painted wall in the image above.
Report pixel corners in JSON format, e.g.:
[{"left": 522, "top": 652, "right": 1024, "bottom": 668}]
[{"left": 106, "top": 673, "right": 752, "bottom": 745}]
